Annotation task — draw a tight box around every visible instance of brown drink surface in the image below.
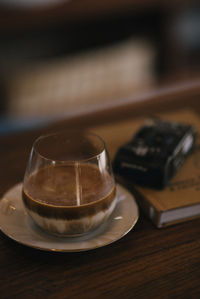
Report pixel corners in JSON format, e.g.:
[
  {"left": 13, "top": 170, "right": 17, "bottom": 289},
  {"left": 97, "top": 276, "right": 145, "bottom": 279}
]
[{"left": 23, "top": 164, "right": 116, "bottom": 219}]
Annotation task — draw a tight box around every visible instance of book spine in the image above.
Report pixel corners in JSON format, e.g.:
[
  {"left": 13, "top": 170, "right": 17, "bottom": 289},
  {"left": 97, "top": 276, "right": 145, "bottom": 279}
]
[
  {"left": 115, "top": 175, "right": 162, "bottom": 227},
  {"left": 131, "top": 187, "right": 162, "bottom": 228}
]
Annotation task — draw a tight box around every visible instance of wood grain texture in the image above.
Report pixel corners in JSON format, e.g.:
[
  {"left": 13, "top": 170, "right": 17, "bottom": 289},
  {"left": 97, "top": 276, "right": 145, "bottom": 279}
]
[{"left": 0, "top": 83, "right": 200, "bottom": 298}]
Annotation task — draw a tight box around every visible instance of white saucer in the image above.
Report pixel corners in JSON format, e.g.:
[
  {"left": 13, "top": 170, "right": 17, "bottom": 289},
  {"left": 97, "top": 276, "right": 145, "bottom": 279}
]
[{"left": 0, "top": 183, "right": 139, "bottom": 252}]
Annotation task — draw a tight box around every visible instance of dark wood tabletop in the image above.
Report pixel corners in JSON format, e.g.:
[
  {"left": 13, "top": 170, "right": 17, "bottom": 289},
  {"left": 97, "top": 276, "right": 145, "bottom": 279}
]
[{"left": 0, "top": 82, "right": 200, "bottom": 299}]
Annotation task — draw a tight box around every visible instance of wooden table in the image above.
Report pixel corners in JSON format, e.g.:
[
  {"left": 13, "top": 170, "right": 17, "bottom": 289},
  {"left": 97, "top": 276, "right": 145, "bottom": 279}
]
[{"left": 0, "top": 83, "right": 200, "bottom": 298}]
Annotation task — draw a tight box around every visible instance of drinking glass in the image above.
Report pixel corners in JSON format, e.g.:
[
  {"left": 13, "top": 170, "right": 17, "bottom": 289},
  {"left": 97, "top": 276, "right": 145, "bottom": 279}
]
[{"left": 22, "top": 130, "right": 116, "bottom": 236}]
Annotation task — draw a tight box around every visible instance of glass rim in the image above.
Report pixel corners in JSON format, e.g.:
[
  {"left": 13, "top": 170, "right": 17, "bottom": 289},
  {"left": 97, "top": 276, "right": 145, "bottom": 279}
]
[{"left": 32, "top": 130, "right": 106, "bottom": 163}]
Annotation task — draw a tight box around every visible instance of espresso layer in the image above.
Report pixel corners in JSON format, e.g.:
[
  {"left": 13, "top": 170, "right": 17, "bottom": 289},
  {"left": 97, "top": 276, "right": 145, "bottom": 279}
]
[
  {"left": 23, "top": 187, "right": 116, "bottom": 219},
  {"left": 27, "top": 199, "right": 116, "bottom": 236},
  {"left": 23, "top": 164, "right": 116, "bottom": 220}
]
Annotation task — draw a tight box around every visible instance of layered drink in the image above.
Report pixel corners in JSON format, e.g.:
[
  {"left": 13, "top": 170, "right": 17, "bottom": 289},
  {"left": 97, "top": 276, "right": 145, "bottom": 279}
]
[{"left": 22, "top": 163, "right": 116, "bottom": 236}]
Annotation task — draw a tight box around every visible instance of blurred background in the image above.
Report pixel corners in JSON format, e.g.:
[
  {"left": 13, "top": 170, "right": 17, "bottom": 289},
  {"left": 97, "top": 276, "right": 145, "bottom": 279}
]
[{"left": 0, "top": 0, "right": 199, "bottom": 135}]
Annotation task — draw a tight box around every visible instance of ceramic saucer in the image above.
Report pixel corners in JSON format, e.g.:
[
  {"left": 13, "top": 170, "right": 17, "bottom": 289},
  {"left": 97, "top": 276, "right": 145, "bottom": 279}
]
[{"left": 0, "top": 183, "right": 139, "bottom": 252}]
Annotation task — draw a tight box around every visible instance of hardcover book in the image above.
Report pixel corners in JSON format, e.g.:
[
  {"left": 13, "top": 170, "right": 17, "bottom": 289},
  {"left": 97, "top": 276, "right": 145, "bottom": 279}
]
[
  {"left": 129, "top": 113, "right": 200, "bottom": 227},
  {"left": 93, "top": 109, "right": 200, "bottom": 228}
]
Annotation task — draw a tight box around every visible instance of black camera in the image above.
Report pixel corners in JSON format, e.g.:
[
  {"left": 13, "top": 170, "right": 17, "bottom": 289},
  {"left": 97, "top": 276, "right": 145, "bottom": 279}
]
[{"left": 113, "top": 119, "right": 196, "bottom": 189}]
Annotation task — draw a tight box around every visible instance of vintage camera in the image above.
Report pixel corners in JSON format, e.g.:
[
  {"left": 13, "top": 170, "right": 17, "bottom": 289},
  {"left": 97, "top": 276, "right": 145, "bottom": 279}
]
[{"left": 113, "top": 119, "right": 196, "bottom": 189}]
